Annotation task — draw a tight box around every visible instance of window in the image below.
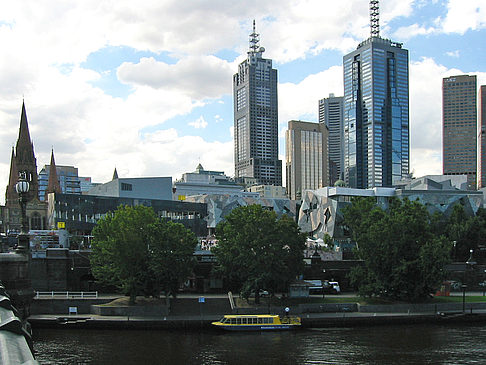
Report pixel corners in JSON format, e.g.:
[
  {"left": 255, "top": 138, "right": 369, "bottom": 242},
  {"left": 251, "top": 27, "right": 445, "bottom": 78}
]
[{"left": 121, "top": 183, "right": 132, "bottom": 191}]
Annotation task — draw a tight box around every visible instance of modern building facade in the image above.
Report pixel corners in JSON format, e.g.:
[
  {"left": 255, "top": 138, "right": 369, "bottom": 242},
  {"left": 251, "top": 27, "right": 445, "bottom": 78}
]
[
  {"left": 478, "top": 85, "right": 486, "bottom": 189},
  {"left": 87, "top": 176, "right": 172, "bottom": 201},
  {"left": 247, "top": 184, "right": 287, "bottom": 198},
  {"left": 319, "top": 94, "right": 344, "bottom": 186},
  {"left": 442, "top": 75, "right": 477, "bottom": 189},
  {"left": 173, "top": 164, "right": 246, "bottom": 200},
  {"left": 343, "top": 3, "right": 409, "bottom": 189},
  {"left": 233, "top": 21, "right": 282, "bottom": 186},
  {"left": 38, "top": 164, "right": 91, "bottom": 201},
  {"left": 286, "top": 120, "right": 329, "bottom": 200}
]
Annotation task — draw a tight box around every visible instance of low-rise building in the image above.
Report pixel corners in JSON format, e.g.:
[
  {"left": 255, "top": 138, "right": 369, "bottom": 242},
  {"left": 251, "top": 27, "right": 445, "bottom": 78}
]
[{"left": 247, "top": 185, "right": 287, "bottom": 198}]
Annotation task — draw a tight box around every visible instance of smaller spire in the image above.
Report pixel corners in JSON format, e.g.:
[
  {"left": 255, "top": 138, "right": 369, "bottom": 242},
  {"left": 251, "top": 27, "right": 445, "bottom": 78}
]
[
  {"left": 112, "top": 168, "right": 119, "bottom": 180},
  {"left": 45, "top": 149, "right": 62, "bottom": 200}
]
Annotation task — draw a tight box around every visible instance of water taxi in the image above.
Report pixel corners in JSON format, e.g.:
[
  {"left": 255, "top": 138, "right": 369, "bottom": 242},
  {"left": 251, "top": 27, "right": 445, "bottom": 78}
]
[{"left": 211, "top": 314, "right": 301, "bottom": 331}]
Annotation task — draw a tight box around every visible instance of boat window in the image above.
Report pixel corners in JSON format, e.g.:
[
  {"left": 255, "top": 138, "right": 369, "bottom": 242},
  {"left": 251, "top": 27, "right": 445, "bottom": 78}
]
[
  {"left": 258, "top": 318, "right": 263, "bottom": 324},
  {"left": 269, "top": 318, "right": 274, "bottom": 324},
  {"left": 252, "top": 318, "right": 257, "bottom": 324},
  {"left": 231, "top": 318, "right": 236, "bottom": 324},
  {"left": 263, "top": 318, "right": 268, "bottom": 324},
  {"left": 242, "top": 318, "right": 247, "bottom": 324},
  {"left": 221, "top": 318, "right": 228, "bottom": 323},
  {"left": 237, "top": 318, "right": 242, "bottom": 324}
]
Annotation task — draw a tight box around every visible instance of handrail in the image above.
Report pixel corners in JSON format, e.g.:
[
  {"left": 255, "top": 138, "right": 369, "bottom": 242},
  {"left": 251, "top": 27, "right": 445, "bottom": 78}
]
[{"left": 34, "top": 291, "right": 98, "bottom": 299}]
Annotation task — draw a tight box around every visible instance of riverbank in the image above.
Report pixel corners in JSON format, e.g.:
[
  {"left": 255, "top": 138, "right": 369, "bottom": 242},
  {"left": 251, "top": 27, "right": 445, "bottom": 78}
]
[{"left": 28, "top": 294, "right": 486, "bottom": 330}]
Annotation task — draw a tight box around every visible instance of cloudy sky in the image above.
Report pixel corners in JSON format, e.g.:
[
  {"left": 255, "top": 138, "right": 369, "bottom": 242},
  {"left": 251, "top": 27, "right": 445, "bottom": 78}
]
[{"left": 1, "top": 0, "right": 485, "bottom": 204}]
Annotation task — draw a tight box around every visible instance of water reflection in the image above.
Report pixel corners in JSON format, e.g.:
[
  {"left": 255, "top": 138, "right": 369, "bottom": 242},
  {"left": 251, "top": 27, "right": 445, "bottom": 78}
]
[{"left": 33, "top": 324, "right": 486, "bottom": 364}]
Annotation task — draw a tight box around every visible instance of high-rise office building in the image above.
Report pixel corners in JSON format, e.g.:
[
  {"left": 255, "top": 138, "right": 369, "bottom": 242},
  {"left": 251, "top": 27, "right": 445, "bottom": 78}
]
[
  {"left": 319, "top": 94, "right": 344, "bottom": 186},
  {"left": 285, "top": 120, "right": 328, "bottom": 200},
  {"left": 477, "top": 85, "right": 486, "bottom": 189},
  {"left": 233, "top": 21, "right": 282, "bottom": 186},
  {"left": 342, "top": 1, "right": 409, "bottom": 188},
  {"left": 442, "top": 75, "right": 477, "bottom": 189}
]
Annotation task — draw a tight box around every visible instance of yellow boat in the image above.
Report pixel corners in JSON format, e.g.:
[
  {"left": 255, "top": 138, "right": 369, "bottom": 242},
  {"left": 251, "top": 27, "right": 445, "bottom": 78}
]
[{"left": 211, "top": 314, "right": 301, "bottom": 331}]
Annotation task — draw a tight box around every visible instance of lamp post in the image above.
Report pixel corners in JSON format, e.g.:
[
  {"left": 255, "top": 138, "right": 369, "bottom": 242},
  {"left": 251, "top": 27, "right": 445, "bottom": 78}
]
[
  {"left": 462, "top": 249, "right": 477, "bottom": 313},
  {"left": 15, "top": 171, "right": 30, "bottom": 252}
]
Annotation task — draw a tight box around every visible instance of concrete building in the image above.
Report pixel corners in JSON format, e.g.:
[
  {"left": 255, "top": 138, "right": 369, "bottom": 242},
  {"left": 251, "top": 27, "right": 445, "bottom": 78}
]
[
  {"left": 247, "top": 184, "right": 287, "bottom": 198},
  {"left": 442, "top": 75, "right": 477, "bottom": 190},
  {"left": 319, "top": 94, "right": 344, "bottom": 186},
  {"left": 87, "top": 174, "right": 172, "bottom": 201},
  {"left": 286, "top": 120, "right": 329, "bottom": 200},
  {"left": 343, "top": 2, "right": 409, "bottom": 189},
  {"left": 478, "top": 85, "right": 486, "bottom": 189},
  {"left": 173, "top": 164, "right": 245, "bottom": 200},
  {"left": 233, "top": 21, "right": 282, "bottom": 186}
]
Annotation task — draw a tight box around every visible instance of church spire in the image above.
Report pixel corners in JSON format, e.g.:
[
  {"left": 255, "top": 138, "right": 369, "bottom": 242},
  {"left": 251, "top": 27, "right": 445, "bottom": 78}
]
[
  {"left": 5, "top": 147, "right": 18, "bottom": 203},
  {"left": 112, "top": 167, "right": 119, "bottom": 180},
  {"left": 45, "top": 148, "right": 62, "bottom": 200}
]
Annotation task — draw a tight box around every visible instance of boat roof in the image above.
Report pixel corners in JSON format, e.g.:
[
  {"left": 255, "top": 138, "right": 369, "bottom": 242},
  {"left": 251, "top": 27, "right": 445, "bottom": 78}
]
[{"left": 222, "top": 314, "right": 279, "bottom": 318}]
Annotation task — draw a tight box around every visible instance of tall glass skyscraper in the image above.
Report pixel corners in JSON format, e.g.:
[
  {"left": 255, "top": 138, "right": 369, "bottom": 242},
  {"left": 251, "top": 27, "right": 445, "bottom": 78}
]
[
  {"left": 233, "top": 21, "right": 282, "bottom": 186},
  {"left": 343, "top": 2, "right": 409, "bottom": 188},
  {"left": 478, "top": 85, "right": 486, "bottom": 189}
]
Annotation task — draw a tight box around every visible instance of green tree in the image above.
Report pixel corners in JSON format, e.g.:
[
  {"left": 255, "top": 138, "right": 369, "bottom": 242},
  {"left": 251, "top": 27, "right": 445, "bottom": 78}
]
[
  {"left": 148, "top": 220, "right": 197, "bottom": 297},
  {"left": 213, "top": 205, "right": 306, "bottom": 303},
  {"left": 91, "top": 205, "right": 197, "bottom": 303},
  {"left": 343, "top": 197, "right": 450, "bottom": 301}
]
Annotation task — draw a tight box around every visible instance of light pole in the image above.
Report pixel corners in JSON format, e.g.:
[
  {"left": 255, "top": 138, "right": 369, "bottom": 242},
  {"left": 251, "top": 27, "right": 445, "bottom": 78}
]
[
  {"left": 462, "top": 249, "right": 477, "bottom": 313},
  {"left": 15, "top": 171, "right": 30, "bottom": 252}
]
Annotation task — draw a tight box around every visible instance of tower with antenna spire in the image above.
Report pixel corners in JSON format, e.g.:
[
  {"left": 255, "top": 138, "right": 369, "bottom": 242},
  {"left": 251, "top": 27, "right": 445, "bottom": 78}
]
[
  {"left": 233, "top": 20, "right": 282, "bottom": 186},
  {"left": 342, "top": 0, "right": 409, "bottom": 189}
]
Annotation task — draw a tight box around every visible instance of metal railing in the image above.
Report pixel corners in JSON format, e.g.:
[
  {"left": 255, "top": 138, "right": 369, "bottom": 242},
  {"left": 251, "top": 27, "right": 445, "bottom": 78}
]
[{"left": 34, "top": 291, "right": 98, "bottom": 299}]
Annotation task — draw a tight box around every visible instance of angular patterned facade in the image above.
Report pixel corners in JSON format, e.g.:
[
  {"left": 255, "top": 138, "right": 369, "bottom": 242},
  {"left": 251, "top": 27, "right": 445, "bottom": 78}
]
[
  {"left": 233, "top": 21, "right": 282, "bottom": 186},
  {"left": 478, "top": 85, "right": 486, "bottom": 189},
  {"left": 298, "top": 177, "right": 483, "bottom": 244}
]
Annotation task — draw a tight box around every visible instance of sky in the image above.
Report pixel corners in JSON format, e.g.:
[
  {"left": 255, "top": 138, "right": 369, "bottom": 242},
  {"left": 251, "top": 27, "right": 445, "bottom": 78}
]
[{"left": 0, "top": 0, "right": 485, "bottom": 204}]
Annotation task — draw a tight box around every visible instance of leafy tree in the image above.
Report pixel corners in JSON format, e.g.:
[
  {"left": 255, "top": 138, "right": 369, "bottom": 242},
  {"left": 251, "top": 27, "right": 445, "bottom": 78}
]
[
  {"left": 148, "top": 220, "right": 197, "bottom": 297},
  {"left": 213, "top": 205, "right": 306, "bottom": 303},
  {"left": 343, "top": 197, "right": 450, "bottom": 301},
  {"left": 91, "top": 205, "right": 197, "bottom": 303}
]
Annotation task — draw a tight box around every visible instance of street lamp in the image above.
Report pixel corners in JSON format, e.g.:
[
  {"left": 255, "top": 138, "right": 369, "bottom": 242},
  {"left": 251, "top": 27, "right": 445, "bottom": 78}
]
[
  {"left": 15, "top": 171, "right": 30, "bottom": 252},
  {"left": 462, "top": 249, "right": 477, "bottom": 313}
]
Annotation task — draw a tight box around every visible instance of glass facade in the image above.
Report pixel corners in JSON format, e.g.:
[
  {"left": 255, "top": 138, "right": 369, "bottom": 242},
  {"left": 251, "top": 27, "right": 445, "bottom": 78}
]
[{"left": 343, "top": 37, "right": 409, "bottom": 188}]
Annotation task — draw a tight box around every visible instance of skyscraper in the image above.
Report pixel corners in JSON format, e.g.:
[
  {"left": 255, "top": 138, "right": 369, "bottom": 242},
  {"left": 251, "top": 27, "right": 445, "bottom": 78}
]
[
  {"left": 442, "top": 75, "right": 477, "bottom": 189},
  {"left": 319, "top": 94, "right": 344, "bottom": 186},
  {"left": 342, "top": 0, "right": 409, "bottom": 188},
  {"left": 285, "top": 120, "right": 328, "bottom": 200},
  {"left": 233, "top": 21, "right": 282, "bottom": 186},
  {"left": 477, "top": 85, "right": 486, "bottom": 189}
]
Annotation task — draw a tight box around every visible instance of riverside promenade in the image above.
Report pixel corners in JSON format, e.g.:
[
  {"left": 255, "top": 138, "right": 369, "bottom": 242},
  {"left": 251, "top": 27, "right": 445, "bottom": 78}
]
[{"left": 28, "top": 293, "right": 486, "bottom": 330}]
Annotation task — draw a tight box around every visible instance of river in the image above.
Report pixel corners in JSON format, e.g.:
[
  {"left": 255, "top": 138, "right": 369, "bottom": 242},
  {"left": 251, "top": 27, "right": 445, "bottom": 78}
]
[{"left": 33, "top": 324, "right": 486, "bottom": 364}]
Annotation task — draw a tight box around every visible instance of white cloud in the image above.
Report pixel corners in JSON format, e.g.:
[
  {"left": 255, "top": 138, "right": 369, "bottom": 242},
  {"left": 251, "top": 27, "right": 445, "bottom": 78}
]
[
  {"left": 189, "top": 116, "right": 208, "bottom": 129},
  {"left": 446, "top": 50, "right": 460, "bottom": 58},
  {"left": 393, "top": 24, "right": 437, "bottom": 40},
  {"left": 440, "top": 0, "right": 486, "bottom": 34}
]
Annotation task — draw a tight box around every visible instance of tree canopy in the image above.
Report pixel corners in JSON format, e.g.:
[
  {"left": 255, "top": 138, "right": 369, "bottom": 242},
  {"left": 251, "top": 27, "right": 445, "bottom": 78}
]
[
  {"left": 343, "top": 197, "right": 451, "bottom": 301},
  {"left": 213, "top": 205, "right": 306, "bottom": 302},
  {"left": 90, "top": 205, "right": 197, "bottom": 303}
]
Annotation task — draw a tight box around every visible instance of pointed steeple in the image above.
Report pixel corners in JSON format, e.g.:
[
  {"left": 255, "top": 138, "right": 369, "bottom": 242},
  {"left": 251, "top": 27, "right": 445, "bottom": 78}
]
[
  {"left": 112, "top": 168, "right": 119, "bottom": 180},
  {"left": 5, "top": 147, "right": 18, "bottom": 203},
  {"left": 45, "top": 149, "right": 62, "bottom": 200},
  {"left": 14, "top": 101, "right": 38, "bottom": 201}
]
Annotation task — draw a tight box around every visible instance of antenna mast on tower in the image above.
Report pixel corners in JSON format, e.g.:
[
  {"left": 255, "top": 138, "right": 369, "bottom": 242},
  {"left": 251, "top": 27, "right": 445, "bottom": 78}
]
[
  {"left": 248, "top": 20, "right": 261, "bottom": 55},
  {"left": 370, "top": 0, "right": 380, "bottom": 38}
]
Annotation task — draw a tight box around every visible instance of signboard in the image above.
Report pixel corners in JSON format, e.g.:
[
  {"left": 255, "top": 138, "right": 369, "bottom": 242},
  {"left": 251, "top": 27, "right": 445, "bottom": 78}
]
[
  {"left": 57, "top": 221, "right": 65, "bottom": 229},
  {"left": 198, "top": 296, "right": 205, "bottom": 303}
]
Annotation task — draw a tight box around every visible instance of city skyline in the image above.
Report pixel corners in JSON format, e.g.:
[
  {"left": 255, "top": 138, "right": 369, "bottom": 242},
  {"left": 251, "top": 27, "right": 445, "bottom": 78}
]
[{"left": 0, "top": 1, "right": 485, "bottom": 204}]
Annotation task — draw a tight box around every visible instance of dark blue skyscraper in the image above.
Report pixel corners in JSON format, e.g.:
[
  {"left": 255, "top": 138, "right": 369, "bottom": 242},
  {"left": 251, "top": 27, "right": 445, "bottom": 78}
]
[
  {"left": 233, "top": 21, "right": 282, "bottom": 186},
  {"left": 343, "top": 0, "right": 409, "bottom": 188}
]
